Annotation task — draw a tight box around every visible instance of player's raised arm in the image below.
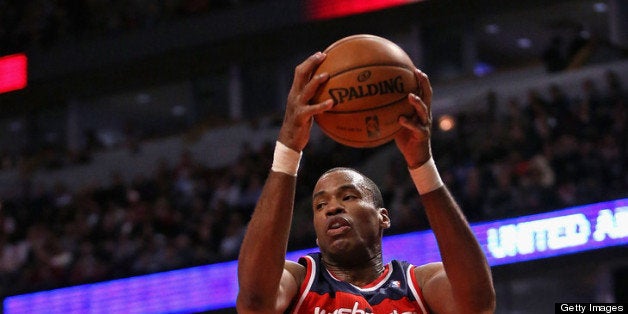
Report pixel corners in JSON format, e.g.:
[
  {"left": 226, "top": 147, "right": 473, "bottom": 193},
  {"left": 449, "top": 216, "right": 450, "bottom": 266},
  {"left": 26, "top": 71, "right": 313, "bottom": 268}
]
[
  {"left": 395, "top": 69, "right": 496, "bottom": 314},
  {"left": 236, "top": 52, "right": 333, "bottom": 313}
]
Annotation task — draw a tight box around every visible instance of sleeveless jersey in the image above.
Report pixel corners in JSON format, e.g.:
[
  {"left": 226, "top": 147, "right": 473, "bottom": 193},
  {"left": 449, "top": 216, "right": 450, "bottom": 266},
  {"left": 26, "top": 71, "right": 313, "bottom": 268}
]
[{"left": 289, "top": 253, "right": 430, "bottom": 314}]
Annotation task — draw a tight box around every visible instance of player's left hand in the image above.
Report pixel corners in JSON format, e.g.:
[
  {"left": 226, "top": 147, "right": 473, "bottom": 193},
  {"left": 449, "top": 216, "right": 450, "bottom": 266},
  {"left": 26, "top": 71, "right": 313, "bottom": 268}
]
[{"left": 394, "top": 68, "right": 433, "bottom": 168}]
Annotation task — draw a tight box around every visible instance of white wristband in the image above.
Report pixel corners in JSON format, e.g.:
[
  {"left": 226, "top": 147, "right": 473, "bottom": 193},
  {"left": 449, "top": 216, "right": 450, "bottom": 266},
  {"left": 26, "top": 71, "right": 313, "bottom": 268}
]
[
  {"left": 271, "top": 141, "right": 302, "bottom": 176},
  {"left": 409, "top": 157, "right": 444, "bottom": 195}
]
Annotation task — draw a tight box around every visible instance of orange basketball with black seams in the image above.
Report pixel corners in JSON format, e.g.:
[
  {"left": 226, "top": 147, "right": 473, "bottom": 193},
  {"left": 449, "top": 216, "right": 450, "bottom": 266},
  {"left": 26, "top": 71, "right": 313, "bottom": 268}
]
[{"left": 312, "top": 34, "right": 419, "bottom": 148}]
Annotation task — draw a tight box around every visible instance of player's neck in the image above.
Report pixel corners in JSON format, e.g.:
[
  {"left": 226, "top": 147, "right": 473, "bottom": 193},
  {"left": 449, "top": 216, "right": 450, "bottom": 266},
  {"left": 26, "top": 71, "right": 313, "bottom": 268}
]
[{"left": 322, "top": 252, "right": 385, "bottom": 287}]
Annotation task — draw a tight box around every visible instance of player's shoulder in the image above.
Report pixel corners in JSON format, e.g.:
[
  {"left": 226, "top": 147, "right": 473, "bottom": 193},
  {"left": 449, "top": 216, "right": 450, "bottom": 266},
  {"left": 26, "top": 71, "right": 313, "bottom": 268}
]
[
  {"left": 284, "top": 260, "right": 307, "bottom": 287},
  {"left": 413, "top": 262, "right": 445, "bottom": 287},
  {"left": 285, "top": 259, "right": 306, "bottom": 272}
]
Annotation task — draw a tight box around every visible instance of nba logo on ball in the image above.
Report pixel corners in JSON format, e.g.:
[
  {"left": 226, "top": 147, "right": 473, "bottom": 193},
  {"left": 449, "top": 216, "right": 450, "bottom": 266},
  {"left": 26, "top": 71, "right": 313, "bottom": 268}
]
[
  {"left": 312, "top": 34, "right": 420, "bottom": 148},
  {"left": 365, "top": 116, "right": 380, "bottom": 138}
]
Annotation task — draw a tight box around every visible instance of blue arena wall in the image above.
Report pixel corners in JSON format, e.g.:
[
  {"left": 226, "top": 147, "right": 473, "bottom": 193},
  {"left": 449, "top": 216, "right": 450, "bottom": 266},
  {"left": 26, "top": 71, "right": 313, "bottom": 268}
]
[{"left": 4, "top": 198, "right": 627, "bottom": 313}]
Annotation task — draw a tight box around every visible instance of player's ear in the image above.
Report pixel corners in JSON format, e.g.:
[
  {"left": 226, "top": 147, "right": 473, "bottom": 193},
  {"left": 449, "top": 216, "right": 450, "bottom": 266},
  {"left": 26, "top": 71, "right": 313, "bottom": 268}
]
[
  {"left": 316, "top": 238, "right": 319, "bottom": 247},
  {"left": 379, "top": 208, "right": 391, "bottom": 229}
]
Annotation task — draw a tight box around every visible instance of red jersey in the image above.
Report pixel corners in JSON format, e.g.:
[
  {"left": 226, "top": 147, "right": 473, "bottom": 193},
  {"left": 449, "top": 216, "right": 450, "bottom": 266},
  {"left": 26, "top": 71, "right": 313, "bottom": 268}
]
[{"left": 289, "top": 253, "right": 430, "bottom": 314}]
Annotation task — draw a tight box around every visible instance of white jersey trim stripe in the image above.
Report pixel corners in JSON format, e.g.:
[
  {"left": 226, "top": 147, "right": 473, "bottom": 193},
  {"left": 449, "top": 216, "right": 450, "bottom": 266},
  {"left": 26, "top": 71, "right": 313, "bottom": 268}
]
[
  {"left": 406, "top": 265, "right": 428, "bottom": 314},
  {"left": 291, "top": 255, "right": 316, "bottom": 314}
]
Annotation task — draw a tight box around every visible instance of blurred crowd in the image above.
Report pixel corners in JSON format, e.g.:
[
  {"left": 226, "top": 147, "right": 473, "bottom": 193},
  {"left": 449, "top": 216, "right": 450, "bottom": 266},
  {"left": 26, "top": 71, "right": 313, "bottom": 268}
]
[
  {"left": 0, "top": 68, "right": 625, "bottom": 299},
  {"left": 0, "top": 0, "right": 261, "bottom": 54},
  {"left": 1, "top": 0, "right": 626, "bottom": 307}
]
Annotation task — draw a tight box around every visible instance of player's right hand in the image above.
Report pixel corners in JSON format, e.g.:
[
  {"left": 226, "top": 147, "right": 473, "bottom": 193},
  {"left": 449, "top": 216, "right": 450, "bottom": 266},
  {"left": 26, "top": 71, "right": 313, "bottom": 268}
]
[{"left": 278, "top": 52, "right": 334, "bottom": 152}]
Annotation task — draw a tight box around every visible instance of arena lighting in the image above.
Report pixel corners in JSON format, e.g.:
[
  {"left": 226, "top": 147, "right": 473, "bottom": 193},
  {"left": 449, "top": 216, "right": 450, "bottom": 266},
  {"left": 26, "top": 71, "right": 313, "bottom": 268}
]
[
  {"left": 437, "top": 114, "right": 455, "bottom": 131},
  {"left": 4, "top": 198, "right": 627, "bottom": 313},
  {"left": 305, "top": 0, "right": 422, "bottom": 21},
  {"left": 0, "top": 53, "right": 27, "bottom": 94}
]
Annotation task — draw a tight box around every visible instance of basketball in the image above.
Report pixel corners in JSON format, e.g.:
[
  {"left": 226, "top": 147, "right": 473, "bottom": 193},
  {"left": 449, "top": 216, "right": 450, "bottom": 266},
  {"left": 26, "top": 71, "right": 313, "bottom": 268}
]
[{"left": 312, "top": 34, "right": 419, "bottom": 148}]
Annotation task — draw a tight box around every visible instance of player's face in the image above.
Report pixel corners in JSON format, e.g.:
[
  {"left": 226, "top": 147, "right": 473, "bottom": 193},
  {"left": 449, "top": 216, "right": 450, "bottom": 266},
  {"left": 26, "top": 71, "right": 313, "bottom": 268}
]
[{"left": 311, "top": 170, "right": 389, "bottom": 259}]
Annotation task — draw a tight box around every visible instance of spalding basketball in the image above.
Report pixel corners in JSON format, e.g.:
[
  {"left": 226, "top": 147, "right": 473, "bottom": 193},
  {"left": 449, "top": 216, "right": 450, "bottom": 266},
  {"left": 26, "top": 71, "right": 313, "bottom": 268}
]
[{"left": 312, "top": 34, "right": 419, "bottom": 148}]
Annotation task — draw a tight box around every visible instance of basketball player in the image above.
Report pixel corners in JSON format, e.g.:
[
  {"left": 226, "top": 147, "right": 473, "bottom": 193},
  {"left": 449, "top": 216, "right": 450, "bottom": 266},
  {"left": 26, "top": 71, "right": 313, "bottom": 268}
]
[{"left": 237, "top": 52, "right": 496, "bottom": 314}]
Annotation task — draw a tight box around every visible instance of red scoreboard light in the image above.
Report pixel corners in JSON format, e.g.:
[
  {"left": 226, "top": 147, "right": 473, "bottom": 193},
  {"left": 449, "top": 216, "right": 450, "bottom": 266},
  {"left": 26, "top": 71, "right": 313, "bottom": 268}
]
[
  {"left": 305, "top": 0, "right": 420, "bottom": 21},
  {"left": 0, "top": 53, "right": 28, "bottom": 94}
]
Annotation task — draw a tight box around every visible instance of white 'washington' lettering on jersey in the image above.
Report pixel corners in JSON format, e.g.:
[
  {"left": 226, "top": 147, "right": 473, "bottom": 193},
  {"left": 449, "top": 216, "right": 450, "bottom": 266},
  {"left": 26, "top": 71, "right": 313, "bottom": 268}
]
[{"left": 313, "top": 302, "right": 417, "bottom": 314}]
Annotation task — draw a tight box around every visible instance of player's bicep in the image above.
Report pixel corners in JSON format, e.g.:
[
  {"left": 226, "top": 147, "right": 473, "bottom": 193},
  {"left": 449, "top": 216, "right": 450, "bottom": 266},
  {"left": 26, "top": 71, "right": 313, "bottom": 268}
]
[{"left": 415, "top": 262, "right": 457, "bottom": 314}]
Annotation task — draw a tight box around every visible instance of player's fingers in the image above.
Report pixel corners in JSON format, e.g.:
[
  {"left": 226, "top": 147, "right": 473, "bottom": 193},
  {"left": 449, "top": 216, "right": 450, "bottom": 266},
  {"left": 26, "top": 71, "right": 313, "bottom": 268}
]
[
  {"left": 306, "top": 99, "right": 334, "bottom": 116},
  {"left": 292, "top": 52, "right": 326, "bottom": 92},
  {"left": 414, "top": 69, "right": 432, "bottom": 108},
  {"left": 301, "top": 71, "right": 330, "bottom": 103},
  {"left": 398, "top": 115, "right": 428, "bottom": 134},
  {"left": 408, "top": 93, "right": 430, "bottom": 126}
]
